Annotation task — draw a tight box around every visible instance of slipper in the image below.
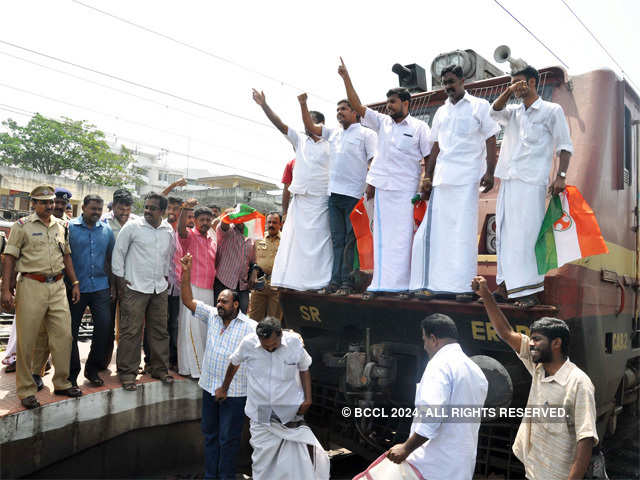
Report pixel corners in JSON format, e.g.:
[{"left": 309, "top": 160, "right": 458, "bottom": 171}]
[
  {"left": 397, "top": 292, "right": 412, "bottom": 300},
  {"left": 514, "top": 295, "right": 540, "bottom": 310},
  {"left": 362, "top": 291, "right": 379, "bottom": 301},
  {"left": 455, "top": 293, "right": 475, "bottom": 303},
  {"left": 317, "top": 286, "right": 337, "bottom": 295},
  {"left": 334, "top": 286, "right": 353, "bottom": 296},
  {"left": 85, "top": 374, "right": 104, "bottom": 387},
  {"left": 122, "top": 382, "right": 137, "bottom": 391},
  {"left": 414, "top": 290, "right": 435, "bottom": 300},
  {"left": 21, "top": 395, "right": 40, "bottom": 409},
  {"left": 5, "top": 362, "right": 16, "bottom": 373},
  {"left": 153, "top": 374, "right": 174, "bottom": 384}
]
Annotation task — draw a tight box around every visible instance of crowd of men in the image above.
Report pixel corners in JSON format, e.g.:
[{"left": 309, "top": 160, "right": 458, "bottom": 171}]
[{"left": 0, "top": 56, "right": 602, "bottom": 480}]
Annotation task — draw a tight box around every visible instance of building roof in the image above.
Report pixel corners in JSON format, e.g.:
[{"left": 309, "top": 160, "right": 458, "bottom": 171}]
[{"left": 196, "top": 174, "right": 278, "bottom": 191}]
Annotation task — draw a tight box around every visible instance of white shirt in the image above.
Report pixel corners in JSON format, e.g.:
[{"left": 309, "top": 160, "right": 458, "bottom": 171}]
[
  {"left": 490, "top": 98, "right": 573, "bottom": 185},
  {"left": 321, "top": 123, "right": 377, "bottom": 199},
  {"left": 362, "top": 107, "right": 432, "bottom": 191},
  {"left": 407, "top": 343, "right": 488, "bottom": 480},
  {"left": 229, "top": 330, "right": 312, "bottom": 424},
  {"left": 102, "top": 211, "right": 139, "bottom": 240},
  {"left": 431, "top": 92, "right": 500, "bottom": 186},
  {"left": 286, "top": 129, "right": 330, "bottom": 196},
  {"left": 111, "top": 216, "right": 173, "bottom": 294}
]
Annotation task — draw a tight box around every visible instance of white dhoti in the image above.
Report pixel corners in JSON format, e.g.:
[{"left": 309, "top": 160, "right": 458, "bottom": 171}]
[
  {"left": 271, "top": 193, "right": 332, "bottom": 291},
  {"left": 368, "top": 188, "right": 415, "bottom": 292},
  {"left": 249, "top": 420, "right": 330, "bottom": 480},
  {"left": 354, "top": 454, "right": 424, "bottom": 480},
  {"left": 2, "top": 318, "right": 16, "bottom": 366},
  {"left": 496, "top": 179, "right": 546, "bottom": 299},
  {"left": 410, "top": 183, "right": 479, "bottom": 293},
  {"left": 177, "top": 285, "right": 213, "bottom": 378}
]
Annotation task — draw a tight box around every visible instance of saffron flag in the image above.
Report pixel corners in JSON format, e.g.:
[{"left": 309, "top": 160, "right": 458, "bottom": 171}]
[
  {"left": 221, "top": 203, "right": 265, "bottom": 240},
  {"left": 535, "top": 185, "right": 608, "bottom": 275},
  {"left": 350, "top": 197, "right": 374, "bottom": 272}
]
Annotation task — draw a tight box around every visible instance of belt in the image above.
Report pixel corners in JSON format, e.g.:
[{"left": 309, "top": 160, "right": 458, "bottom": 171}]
[{"left": 23, "top": 272, "right": 63, "bottom": 283}]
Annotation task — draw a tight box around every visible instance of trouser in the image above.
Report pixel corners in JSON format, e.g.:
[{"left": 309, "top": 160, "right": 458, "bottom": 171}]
[
  {"left": 15, "top": 276, "right": 72, "bottom": 399},
  {"left": 69, "top": 288, "right": 113, "bottom": 383},
  {"left": 167, "top": 294, "right": 180, "bottom": 367},
  {"left": 248, "top": 286, "right": 282, "bottom": 321},
  {"left": 328, "top": 193, "right": 360, "bottom": 288},
  {"left": 214, "top": 277, "right": 249, "bottom": 314},
  {"left": 201, "top": 390, "right": 246, "bottom": 480},
  {"left": 116, "top": 287, "right": 169, "bottom": 383}
]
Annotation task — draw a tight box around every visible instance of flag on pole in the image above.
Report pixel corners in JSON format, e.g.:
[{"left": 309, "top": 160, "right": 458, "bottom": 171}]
[
  {"left": 350, "top": 197, "right": 374, "bottom": 272},
  {"left": 535, "top": 185, "right": 608, "bottom": 275},
  {"left": 221, "top": 204, "right": 265, "bottom": 240}
]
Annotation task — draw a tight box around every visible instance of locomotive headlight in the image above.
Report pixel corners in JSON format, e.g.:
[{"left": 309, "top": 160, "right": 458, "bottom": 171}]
[{"left": 430, "top": 50, "right": 476, "bottom": 80}]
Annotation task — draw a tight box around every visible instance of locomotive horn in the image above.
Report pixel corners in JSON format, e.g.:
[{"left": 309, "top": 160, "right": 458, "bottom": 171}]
[{"left": 493, "top": 45, "right": 528, "bottom": 74}]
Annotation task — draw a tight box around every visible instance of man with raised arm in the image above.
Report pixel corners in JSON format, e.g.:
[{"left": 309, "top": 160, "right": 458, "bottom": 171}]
[
  {"left": 216, "top": 316, "right": 329, "bottom": 480},
  {"left": 252, "top": 89, "right": 332, "bottom": 292},
  {"left": 410, "top": 64, "right": 499, "bottom": 298},
  {"left": 472, "top": 275, "right": 597, "bottom": 480},
  {"left": 180, "top": 253, "right": 255, "bottom": 480},
  {"left": 299, "top": 92, "right": 377, "bottom": 295},
  {"left": 490, "top": 65, "right": 573, "bottom": 309},
  {"left": 338, "top": 58, "right": 432, "bottom": 299}
]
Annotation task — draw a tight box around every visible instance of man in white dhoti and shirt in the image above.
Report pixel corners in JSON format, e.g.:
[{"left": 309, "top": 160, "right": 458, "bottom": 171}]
[
  {"left": 411, "top": 64, "right": 499, "bottom": 297},
  {"left": 297, "top": 92, "right": 377, "bottom": 295},
  {"left": 338, "top": 58, "right": 432, "bottom": 299},
  {"left": 490, "top": 65, "right": 572, "bottom": 309},
  {"left": 252, "top": 89, "right": 333, "bottom": 292},
  {"left": 356, "top": 313, "right": 488, "bottom": 480},
  {"left": 216, "top": 317, "right": 329, "bottom": 480}
]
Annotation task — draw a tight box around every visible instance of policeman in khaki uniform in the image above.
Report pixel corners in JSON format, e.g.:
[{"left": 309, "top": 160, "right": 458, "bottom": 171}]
[
  {"left": 1, "top": 185, "right": 83, "bottom": 409},
  {"left": 247, "top": 212, "right": 283, "bottom": 321}
]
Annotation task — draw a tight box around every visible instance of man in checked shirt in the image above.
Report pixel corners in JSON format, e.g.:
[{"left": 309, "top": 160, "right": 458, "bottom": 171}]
[{"left": 180, "top": 253, "right": 256, "bottom": 480}]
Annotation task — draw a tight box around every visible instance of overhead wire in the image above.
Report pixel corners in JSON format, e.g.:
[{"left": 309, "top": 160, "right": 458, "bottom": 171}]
[
  {"left": 0, "top": 49, "right": 273, "bottom": 137},
  {"left": 0, "top": 39, "right": 275, "bottom": 130},
  {"left": 72, "top": 0, "right": 334, "bottom": 104},
  {"left": 0, "top": 93, "right": 282, "bottom": 183},
  {"left": 491, "top": 0, "right": 570, "bottom": 69},
  {"left": 558, "top": 0, "right": 640, "bottom": 92}
]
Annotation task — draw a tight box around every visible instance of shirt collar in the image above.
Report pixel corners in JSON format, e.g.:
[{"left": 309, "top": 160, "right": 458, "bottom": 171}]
[
  {"left": 445, "top": 91, "right": 471, "bottom": 106},
  {"left": 73, "top": 215, "right": 103, "bottom": 229},
  {"left": 430, "top": 342, "right": 461, "bottom": 361},
  {"left": 539, "top": 358, "right": 572, "bottom": 386},
  {"left": 266, "top": 231, "right": 281, "bottom": 240},
  {"left": 396, "top": 114, "right": 412, "bottom": 126}
]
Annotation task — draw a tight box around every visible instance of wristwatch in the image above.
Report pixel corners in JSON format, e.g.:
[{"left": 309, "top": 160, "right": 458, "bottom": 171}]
[{"left": 557, "top": 171, "right": 566, "bottom": 178}]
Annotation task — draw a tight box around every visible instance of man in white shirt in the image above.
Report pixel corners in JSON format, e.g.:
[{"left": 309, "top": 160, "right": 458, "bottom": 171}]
[
  {"left": 490, "top": 65, "right": 573, "bottom": 309},
  {"left": 298, "top": 92, "right": 377, "bottom": 295},
  {"left": 180, "top": 253, "right": 256, "bottom": 480},
  {"left": 359, "top": 314, "right": 487, "bottom": 480},
  {"left": 338, "top": 58, "right": 432, "bottom": 298},
  {"left": 111, "top": 192, "right": 174, "bottom": 390},
  {"left": 411, "top": 65, "right": 499, "bottom": 297},
  {"left": 216, "top": 318, "right": 329, "bottom": 480},
  {"left": 252, "top": 89, "right": 333, "bottom": 292}
]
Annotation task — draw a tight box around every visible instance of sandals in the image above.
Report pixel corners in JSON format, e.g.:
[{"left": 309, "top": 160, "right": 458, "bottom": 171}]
[
  {"left": 153, "top": 374, "right": 175, "bottom": 385},
  {"left": 335, "top": 286, "right": 353, "bottom": 296},
  {"left": 397, "top": 292, "right": 412, "bottom": 300},
  {"left": 54, "top": 386, "right": 83, "bottom": 397},
  {"left": 21, "top": 395, "right": 40, "bottom": 409},
  {"left": 122, "top": 382, "right": 137, "bottom": 391},
  {"left": 514, "top": 295, "right": 540, "bottom": 310},
  {"left": 362, "top": 291, "right": 379, "bottom": 301},
  {"left": 317, "top": 285, "right": 338, "bottom": 295},
  {"left": 414, "top": 290, "right": 435, "bottom": 300}
]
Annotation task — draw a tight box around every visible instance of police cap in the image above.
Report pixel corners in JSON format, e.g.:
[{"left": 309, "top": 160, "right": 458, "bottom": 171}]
[
  {"left": 30, "top": 185, "right": 56, "bottom": 200},
  {"left": 54, "top": 187, "right": 73, "bottom": 201}
]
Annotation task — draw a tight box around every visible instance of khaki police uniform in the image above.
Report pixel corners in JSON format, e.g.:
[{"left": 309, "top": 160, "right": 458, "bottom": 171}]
[
  {"left": 248, "top": 232, "right": 282, "bottom": 321},
  {"left": 4, "top": 186, "right": 74, "bottom": 399}
]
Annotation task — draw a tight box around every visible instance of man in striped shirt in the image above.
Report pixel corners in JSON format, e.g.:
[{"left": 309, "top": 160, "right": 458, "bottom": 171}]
[
  {"left": 180, "top": 253, "right": 256, "bottom": 480},
  {"left": 215, "top": 208, "right": 253, "bottom": 313},
  {"left": 176, "top": 201, "right": 217, "bottom": 378}
]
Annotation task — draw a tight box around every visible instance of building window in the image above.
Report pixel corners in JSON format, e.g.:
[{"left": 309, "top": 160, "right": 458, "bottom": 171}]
[{"left": 623, "top": 106, "right": 632, "bottom": 186}]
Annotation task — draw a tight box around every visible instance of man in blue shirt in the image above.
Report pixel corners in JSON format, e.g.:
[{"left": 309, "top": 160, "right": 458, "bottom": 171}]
[{"left": 68, "top": 194, "right": 115, "bottom": 387}]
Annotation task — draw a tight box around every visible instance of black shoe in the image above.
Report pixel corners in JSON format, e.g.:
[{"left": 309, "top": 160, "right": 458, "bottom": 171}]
[
  {"left": 21, "top": 395, "right": 40, "bottom": 409},
  {"left": 54, "top": 386, "right": 83, "bottom": 397},
  {"left": 32, "top": 374, "right": 44, "bottom": 392},
  {"left": 85, "top": 372, "right": 104, "bottom": 387}
]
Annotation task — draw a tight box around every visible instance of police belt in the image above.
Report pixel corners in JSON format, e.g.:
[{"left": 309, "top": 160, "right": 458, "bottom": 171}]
[{"left": 23, "top": 272, "right": 64, "bottom": 283}]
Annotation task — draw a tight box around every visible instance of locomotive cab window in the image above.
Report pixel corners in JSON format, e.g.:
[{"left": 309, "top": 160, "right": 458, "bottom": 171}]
[{"left": 623, "top": 105, "right": 632, "bottom": 186}]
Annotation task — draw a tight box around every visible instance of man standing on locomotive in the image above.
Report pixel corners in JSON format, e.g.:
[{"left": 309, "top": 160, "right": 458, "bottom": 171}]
[
  {"left": 490, "top": 65, "right": 572, "bottom": 309},
  {"left": 338, "top": 57, "right": 432, "bottom": 299},
  {"left": 356, "top": 313, "right": 488, "bottom": 479},
  {"left": 410, "top": 64, "right": 499, "bottom": 298},
  {"left": 473, "top": 275, "right": 597, "bottom": 480}
]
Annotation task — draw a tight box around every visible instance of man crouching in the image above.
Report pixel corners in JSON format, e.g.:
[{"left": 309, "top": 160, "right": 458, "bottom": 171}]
[{"left": 215, "top": 317, "right": 329, "bottom": 479}]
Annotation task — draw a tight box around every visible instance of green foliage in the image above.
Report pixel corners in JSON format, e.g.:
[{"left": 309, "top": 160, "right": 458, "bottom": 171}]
[{"left": 0, "top": 113, "right": 144, "bottom": 187}]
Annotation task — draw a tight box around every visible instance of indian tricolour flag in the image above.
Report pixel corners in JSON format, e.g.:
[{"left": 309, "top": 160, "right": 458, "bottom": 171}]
[
  {"left": 535, "top": 185, "right": 608, "bottom": 275},
  {"left": 221, "top": 204, "right": 265, "bottom": 240}
]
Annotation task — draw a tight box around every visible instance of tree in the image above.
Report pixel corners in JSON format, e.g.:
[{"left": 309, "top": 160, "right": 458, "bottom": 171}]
[{"left": 0, "top": 113, "right": 144, "bottom": 187}]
